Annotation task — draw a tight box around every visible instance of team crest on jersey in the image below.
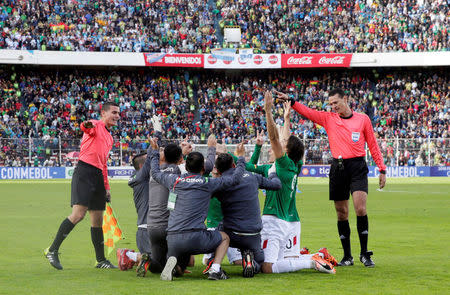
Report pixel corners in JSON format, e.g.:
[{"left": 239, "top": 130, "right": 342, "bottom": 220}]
[{"left": 352, "top": 132, "right": 360, "bottom": 142}]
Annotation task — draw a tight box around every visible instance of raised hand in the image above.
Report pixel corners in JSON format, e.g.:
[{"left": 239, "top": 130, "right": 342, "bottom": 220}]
[
  {"left": 235, "top": 142, "right": 245, "bottom": 157},
  {"left": 264, "top": 91, "right": 274, "bottom": 111},
  {"left": 83, "top": 121, "right": 94, "bottom": 128},
  {"left": 180, "top": 137, "right": 193, "bottom": 156},
  {"left": 207, "top": 134, "right": 217, "bottom": 147},
  {"left": 255, "top": 129, "right": 265, "bottom": 146},
  {"left": 149, "top": 137, "right": 159, "bottom": 150},
  {"left": 283, "top": 101, "right": 291, "bottom": 120},
  {"left": 216, "top": 137, "right": 227, "bottom": 154},
  {"left": 273, "top": 90, "right": 289, "bottom": 101}
]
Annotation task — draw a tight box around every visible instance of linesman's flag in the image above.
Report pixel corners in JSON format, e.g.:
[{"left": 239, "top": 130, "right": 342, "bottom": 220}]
[{"left": 103, "top": 203, "right": 124, "bottom": 256}]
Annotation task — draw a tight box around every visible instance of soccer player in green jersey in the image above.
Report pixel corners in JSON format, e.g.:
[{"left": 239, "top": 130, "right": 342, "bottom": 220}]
[
  {"left": 231, "top": 104, "right": 332, "bottom": 264},
  {"left": 257, "top": 91, "right": 336, "bottom": 274}
]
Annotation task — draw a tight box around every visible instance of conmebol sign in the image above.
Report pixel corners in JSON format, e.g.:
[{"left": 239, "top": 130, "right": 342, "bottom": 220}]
[
  {"left": 144, "top": 53, "right": 204, "bottom": 67},
  {"left": 281, "top": 54, "right": 352, "bottom": 68}
]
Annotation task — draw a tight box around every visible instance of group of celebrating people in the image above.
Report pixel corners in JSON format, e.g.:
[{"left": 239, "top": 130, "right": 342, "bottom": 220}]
[{"left": 44, "top": 87, "right": 387, "bottom": 280}]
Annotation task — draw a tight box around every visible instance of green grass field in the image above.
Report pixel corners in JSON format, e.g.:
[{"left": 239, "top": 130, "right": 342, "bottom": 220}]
[{"left": 1, "top": 178, "right": 449, "bottom": 295}]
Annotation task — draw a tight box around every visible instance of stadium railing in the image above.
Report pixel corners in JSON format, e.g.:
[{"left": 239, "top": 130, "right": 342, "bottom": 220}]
[{"left": 1, "top": 137, "right": 448, "bottom": 167}]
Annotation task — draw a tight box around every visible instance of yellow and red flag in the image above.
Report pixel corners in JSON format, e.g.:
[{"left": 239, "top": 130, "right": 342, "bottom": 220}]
[{"left": 102, "top": 203, "right": 124, "bottom": 256}]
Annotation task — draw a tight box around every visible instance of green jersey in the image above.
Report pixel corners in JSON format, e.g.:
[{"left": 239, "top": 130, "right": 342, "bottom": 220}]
[
  {"left": 206, "top": 197, "right": 223, "bottom": 228},
  {"left": 262, "top": 154, "right": 301, "bottom": 222},
  {"left": 204, "top": 172, "right": 223, "bottom": 228},
  {"left": 230, "top": 144, "right": 270, "bottom": 176},
  {"left": 231, "top": 145, "right": 303, "bottom": 222}
]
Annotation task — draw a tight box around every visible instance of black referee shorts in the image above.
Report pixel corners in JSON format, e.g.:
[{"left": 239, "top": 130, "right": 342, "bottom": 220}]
[
  {"left": 329, "top": 157, "right": 369, "bottom": 201},
  {"left": 71, "top": 160, "right": 107, "bottom": 210}
]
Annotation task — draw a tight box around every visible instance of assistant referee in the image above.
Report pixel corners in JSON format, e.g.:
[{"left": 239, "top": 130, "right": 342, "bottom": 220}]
[
  {"left": 275, "top": 88, "right": 386, "bottom": 268},
  {"left": 44, "top": 102, "right": 120, "bottom": 270}
]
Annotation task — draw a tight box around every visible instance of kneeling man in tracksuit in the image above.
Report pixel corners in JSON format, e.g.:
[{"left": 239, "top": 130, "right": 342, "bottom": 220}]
[
  {"left": 149, "top": 138, "right": 245, "bottom": 281},
  {"left": 212, "top": 143, "right": 282, "bottom": 278}
]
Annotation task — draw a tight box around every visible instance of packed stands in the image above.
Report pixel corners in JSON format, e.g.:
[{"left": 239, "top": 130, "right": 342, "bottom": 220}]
[
  {"left": 0, "top": 66, "right": 448, "bottom": 166},
  {"left": 1, "top": 0, "right": 447, "bottom": 53}
]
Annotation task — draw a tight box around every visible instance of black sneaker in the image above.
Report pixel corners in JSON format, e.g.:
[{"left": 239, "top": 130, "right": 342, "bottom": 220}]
[
  {"left": 360, "top": 251, "right": 375, "bottom": 268},
  {"left": 208, "top": 268, "right": 229, "bottom": 280},
  {"left": 44, "top": 247, "right": 63, "bottom": 270},
  {"left": 337, "top": 256, "right": 354, "bottom": 266},
  {"left": 242, "top": 250, "right": 255, "bottom": 278},
  {"left": 136, "top": 253, "right": 151, "bottom": 277},
  {"left": 95, "top": 259, "right": 118, "bottom": 269}
]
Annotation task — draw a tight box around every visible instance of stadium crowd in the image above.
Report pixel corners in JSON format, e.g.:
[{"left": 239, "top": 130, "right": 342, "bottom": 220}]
[
  {"left": 219, "top": 0, "right": 449, "bottom": 53},
  {"left": 0, "top": 66, "right": 448, "bottom": 166},
  {"left": 0, "top": 0, "right": 448, "bottom": 53},
  {"left": 0, "top": 0, "right": 218, "bottom": 53}
]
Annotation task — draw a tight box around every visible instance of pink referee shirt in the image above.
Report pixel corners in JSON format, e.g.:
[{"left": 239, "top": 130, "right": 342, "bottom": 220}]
[
  {"left": 292, "top": 102, "right": 386, "bottom": 171},
  {"left": 78, "top": 120, "right": 114, "bottom": 190}
]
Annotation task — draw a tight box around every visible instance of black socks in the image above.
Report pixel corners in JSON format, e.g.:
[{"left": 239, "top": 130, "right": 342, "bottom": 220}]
[
  {"left": 337, "top": 220, "right": 351, "bottom": 258},
  {"left": 357, "top": 215, "right": 369, "bottom": 255},
  {"left": 49, "top": 218, "right": 75, "bottom": 252},
  {"left": 91, "top": 227, "right": 106, "bottom": 262}
]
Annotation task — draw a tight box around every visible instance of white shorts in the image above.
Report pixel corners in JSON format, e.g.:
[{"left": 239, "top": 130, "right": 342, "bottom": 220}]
[
  {"left": 202, "top": 247, "right": 242, "bottom": 265},
  {"left": 226, "top": 247, "right": 242, "bottom": 264},
  {"left": 261, "top": 215, "right": 301, "bottom": 263}
]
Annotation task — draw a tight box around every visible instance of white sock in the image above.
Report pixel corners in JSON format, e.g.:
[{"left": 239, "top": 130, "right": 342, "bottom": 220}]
[
  {"left": 210, "top": 263, "right": 221, "bottom": 272},
  {"left": 301, "top": 253, "right": 323, "bottom": 259},
  {"left": 271, "top": 257, "right": 313, "bottom": 273},
  {"left": 203, "top": 253, "right": 212, "bottom": 265},
  {"left": 126, "top": 251, "right": 138, "bottom": 262}
]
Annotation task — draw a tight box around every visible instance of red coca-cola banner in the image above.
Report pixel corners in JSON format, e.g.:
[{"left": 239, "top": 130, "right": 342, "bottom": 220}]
[
  {"left": 281, "top": 54, "right": 352, "bottom": 68},
  {"left": 144, "top": 53, "right": 204, "bottom": 67}
]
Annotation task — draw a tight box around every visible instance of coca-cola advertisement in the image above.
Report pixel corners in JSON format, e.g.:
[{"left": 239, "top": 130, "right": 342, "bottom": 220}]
[
  {"left": 144, "top": 53, "right": 204, "bottom": 67},
  {"left": 281, "top": 54, "right": 352, "bottom": 68}
]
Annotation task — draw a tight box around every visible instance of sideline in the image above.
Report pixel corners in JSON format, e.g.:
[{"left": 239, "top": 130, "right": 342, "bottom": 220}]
[{"left": 1, "top": 177, "right": 448, "bottom": 185}]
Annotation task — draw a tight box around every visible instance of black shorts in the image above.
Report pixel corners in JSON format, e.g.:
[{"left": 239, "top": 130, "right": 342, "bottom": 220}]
[
  {"left": 329, "top": 157, "right": 368, "bottom": 201},
  {"left": 71, "top": 160, "right": 106, "bottom": 210}
]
